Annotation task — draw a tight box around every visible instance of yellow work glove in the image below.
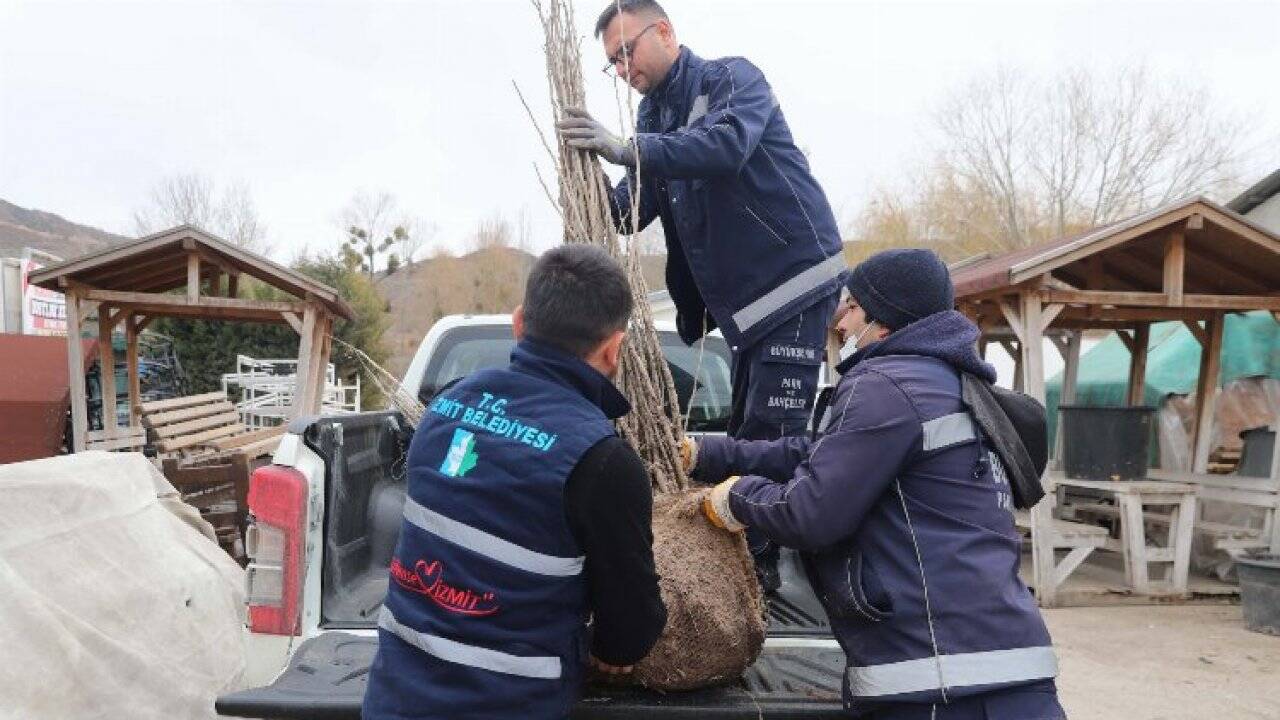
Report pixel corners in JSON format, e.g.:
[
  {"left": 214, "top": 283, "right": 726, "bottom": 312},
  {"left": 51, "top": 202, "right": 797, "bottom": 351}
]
[
  {"left": 679, "top": 436, "right": 698, "bottom": 474},
  {"left": 702, "top": 477, "right": 745, "bottom": 532}
]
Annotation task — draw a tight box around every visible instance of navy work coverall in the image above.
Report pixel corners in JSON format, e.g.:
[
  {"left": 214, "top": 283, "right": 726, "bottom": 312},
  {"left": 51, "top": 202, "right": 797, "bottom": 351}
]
[
  {"left": 609, "top": 46, "right": 845, "bottom": 579},
  {"left": 695, "top": 311, "right": 1066, "bottom": 719}
]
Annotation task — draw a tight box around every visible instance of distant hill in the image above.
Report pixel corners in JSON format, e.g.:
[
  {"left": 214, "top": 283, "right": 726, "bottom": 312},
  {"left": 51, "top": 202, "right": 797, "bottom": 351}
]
[{"left": 0, "top": 199, "right": 129, "bottom": 261}]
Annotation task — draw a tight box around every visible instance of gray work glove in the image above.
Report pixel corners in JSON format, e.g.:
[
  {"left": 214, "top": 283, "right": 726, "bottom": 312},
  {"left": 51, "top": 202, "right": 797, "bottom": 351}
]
[{"left": 556, "top": 107, "right": 636, "bottom": 167}]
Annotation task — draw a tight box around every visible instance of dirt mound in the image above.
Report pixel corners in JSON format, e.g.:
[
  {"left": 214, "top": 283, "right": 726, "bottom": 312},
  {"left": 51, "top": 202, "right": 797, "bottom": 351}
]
[{"left": 631, "top": 490, "right": 766, "bottom": 690}]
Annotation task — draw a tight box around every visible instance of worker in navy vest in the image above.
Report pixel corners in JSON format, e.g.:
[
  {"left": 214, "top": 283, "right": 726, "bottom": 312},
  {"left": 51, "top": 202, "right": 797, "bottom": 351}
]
[
  {"left": 556, "top": 0, "right": 844, "bottom": 593},
  {"left": 687, "top": 250, "right": 1066, "bottom": 719},
  {"left": 363, "top": 245, "right": 667, "bottom": 719}
]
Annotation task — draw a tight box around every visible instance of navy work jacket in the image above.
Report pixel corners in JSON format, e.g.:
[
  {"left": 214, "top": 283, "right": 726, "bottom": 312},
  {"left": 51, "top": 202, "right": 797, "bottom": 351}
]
[
  {"left": 696, "top": 312, "right": 1059, "bottom": 715},
  {"left": 612, "top": 46, "right": 845, "bottom": 350}
]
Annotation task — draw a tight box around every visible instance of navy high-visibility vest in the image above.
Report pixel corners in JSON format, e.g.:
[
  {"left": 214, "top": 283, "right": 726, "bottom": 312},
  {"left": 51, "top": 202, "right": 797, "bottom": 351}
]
[{"left": 363, "top": 339, "right": 628, "bottom": 720}]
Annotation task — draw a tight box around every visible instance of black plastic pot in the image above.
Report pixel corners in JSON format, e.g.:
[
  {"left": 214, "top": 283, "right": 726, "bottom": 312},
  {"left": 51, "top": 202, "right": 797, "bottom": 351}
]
[
  {"left": 1059, "top": 405, "right": 1155, "bottom": 480},
  {"left": 1237, "top": 427, "right": 1276, "bottom": 478},
  {"left": 1236, "top": 553, "right": 1280, "bottom": 636}
]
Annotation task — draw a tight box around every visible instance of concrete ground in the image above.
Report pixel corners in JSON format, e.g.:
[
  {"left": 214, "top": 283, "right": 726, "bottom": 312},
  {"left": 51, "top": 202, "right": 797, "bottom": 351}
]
[{"left": 1048, "top": 604, "right": 1279, "bottom": 719}]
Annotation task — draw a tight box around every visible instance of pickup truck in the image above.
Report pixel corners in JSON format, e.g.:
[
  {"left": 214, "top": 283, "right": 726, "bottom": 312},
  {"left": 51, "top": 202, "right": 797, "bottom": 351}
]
[{"left": 216, "top": 315, "right": 844, "bottom": 719}]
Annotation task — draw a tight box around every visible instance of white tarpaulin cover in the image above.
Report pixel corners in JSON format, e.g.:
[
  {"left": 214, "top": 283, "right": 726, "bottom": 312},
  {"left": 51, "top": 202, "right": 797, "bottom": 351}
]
[{"left": 0, "top": 452, "right": 246, "bottom": 719}]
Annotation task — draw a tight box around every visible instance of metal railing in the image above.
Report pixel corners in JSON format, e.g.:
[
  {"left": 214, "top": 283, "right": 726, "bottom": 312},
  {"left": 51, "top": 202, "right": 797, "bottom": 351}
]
[{"left": 221, "top": 355, "right": 361, "bottom": 428}]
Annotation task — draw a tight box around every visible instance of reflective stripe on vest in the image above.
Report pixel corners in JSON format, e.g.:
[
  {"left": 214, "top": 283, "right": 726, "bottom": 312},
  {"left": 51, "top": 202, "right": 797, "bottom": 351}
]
[
  {"left": 921, "top": 412, "right": 977, "bottom": 452},
  {"left": 846, "top": 646, "right": 1058, "bottom": 698},
  {"left": 379, "top": 607, "right": 562, "bottom": 679},
  {"left": 403, "top": 496, "right": 585, "bottom": 577},
  {"left": 731, "top": 253, "right": 846, "bottom": 334}
]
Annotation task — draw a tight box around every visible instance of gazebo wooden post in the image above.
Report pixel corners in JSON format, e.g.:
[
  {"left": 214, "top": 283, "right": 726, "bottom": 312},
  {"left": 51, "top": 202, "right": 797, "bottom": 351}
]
[
  {"left": 1053, "top": 331, "right": 1082, "bottom": 464},
  {"left": 125, "top": 312, "right": 141, "bottom": 428},
  {"left": 1126, "top": 323, "right": 1151, "bottom": 406},
  {"left": 97, "top": 306, "right": 119, "bottom": 437},
  {"left": 1191, "top": 312, "right": 1226, "bottom": 474},
  {"left": 1017, "top": 288, "right": 1058, "bottom": 606},
  {"left": 290, "top": 303, "right": 333, "bottom": 419},
  {"left": 314, "top": 315, "right": 334, "bottom": 413},
  {"left": 65, "top": 290, "right": 88, "bottom": 452}
]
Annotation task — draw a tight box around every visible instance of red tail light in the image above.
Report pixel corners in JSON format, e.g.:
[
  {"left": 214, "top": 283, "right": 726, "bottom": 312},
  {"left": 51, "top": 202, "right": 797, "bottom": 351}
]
[{"left": 245, "top": 465, "right": 307, "bottom": 635}]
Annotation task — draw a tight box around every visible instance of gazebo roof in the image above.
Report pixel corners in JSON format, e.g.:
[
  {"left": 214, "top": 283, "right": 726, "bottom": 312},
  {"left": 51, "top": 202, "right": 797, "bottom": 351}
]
[
  {"left": 952, "top": 196, "right": 1280, "bottom": 304},
  {"left": 29, "top": 225, "right": 355, "bottom": 321}
]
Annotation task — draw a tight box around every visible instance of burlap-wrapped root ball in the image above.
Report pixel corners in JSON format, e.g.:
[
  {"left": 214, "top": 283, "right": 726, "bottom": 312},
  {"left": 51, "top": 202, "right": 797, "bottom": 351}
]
[{"left": 630, "top": 489, "right": 767, "bottom": 690}]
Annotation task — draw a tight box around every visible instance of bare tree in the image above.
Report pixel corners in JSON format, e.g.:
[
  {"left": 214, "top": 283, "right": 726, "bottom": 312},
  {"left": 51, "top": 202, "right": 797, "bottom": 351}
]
[
  {"left": 340, "top": 190, "right": 398, "bottom": 278},
  {"left": 218, "top": 181, "right": 269, "bottom": 252},
  {"left": 393, "top": 217, "right": 436, "bottom": 271},
  {"left": 931, "top": 64, "right": 1246, "bottom": 249},
  {"left": 134, "top": 173, "right": 269, "bottom": 252},
  {"left": 470, "top": 213, "right": 514, "bottom": 252}
]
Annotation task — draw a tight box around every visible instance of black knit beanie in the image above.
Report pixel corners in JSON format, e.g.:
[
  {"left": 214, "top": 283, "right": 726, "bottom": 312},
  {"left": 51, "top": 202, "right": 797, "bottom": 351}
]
[{"left": 845, "top": 248, "right": 954, "bottom": 330}]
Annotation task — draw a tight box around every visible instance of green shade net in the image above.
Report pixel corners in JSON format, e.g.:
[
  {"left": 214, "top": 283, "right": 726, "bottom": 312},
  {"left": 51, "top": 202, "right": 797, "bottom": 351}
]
[{"left": 1046, "top": 311, "right": 1280, "bottom": 461}]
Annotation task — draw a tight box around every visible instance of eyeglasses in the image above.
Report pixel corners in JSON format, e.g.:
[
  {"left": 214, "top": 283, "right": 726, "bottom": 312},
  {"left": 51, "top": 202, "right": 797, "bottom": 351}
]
[{"left": 602, "top": 22, "right": 657, "bottom": 77}]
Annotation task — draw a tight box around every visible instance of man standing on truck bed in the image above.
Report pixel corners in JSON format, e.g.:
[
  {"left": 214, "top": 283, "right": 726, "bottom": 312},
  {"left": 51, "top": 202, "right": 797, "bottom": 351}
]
[
  {"left": 557, "top": 0, "right": 845, "bottom": 592},
  {"left": 363, "top": 245, "right": 667, "bottom": 719},
  {"left": 689, "top": 249, "right": 1065, "bottom": 719}
]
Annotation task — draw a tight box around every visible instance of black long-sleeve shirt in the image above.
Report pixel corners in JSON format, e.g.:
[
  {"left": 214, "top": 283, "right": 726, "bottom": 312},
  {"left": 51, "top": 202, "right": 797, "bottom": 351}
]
[{"left": 563, "top": 436, "right": 668, "bottom": 666}]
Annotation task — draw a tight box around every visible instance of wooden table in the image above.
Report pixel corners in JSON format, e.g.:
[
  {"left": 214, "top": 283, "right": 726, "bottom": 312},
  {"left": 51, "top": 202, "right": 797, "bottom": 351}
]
[{"left": 1056, "top": 478, "right": 1198, "bottom": 596}]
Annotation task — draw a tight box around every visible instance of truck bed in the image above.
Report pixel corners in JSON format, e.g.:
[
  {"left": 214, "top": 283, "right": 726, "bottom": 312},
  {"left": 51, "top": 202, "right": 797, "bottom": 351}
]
[{"left": 216, "top": 632, "right": 845, "bottom": 719}]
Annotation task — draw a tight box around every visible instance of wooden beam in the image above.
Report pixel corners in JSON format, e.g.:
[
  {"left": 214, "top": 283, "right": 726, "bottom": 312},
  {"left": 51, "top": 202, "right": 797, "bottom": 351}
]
[
  {"left": 1183, "top": 320, "right": 1208, "bottom": 347},
  {"left": 187, "top": 252, "right": 200, "bottom": 303},
  {"left": 1191, "top": 312, "right": 1226, "bottom": 474},
  {"left": 104, "top": 306, "right": 129, "bottom": 330},
  {"left": 1041, "top": 303, "right": 1066, "bottom": 332},
  {"left": 307, "top": 316, "right": 332, "bottom": 412},
  {"left": 97, "top": 306, "right": 118, "bottom": 435},
  {"left": 1116, "top": 329, "right": 1134, "bottom": 353},
  {"left": 1163, "top": 230, "right": 1185, "bottom": 306},
  {"left": 1056, "top": 306, "right": 1215, "bottom": 323},
  {"left": 1019, "top": 293, "right": 1057, "bottom": 606},
  {"left": 1186, "top": 213, "right": 1204, "bottom": 232},
  {"left": 281, "top": 312, "right": 304, "bottom": 334},
  {"left": 1126, "top": 323, "right": 1150, "bottom": 406},
  {"left": 1041, "top": 288, "right": 1280, "bottom": 311},
  {"left": 1054, "top": 331, "right": 1083, "bottom": 466},
  {"left": 291, "top": 306, "right": 318, "bottom": 419},
  {"left": 80, "top": 288, "right": 306, "bottom": 314},
  {"left": 125, "top": 312, "right": 141, "bottom": 428},
  {"left": 135, "top": 315, "right": 156, "bottom": 333},
  {"left": 998, "top": 299, "right": 1026, "bottom": 343},
  {"left": 66, "top": 291, "right": 88, "bottom": 452},
  {"left": 227, "top": 272, "right": 240, "bottom": 299}
]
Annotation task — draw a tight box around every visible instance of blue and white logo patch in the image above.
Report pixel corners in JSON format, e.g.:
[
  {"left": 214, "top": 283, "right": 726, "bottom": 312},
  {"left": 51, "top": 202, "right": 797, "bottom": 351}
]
[{"left": 439, "top": 428, "right": 479, "bottom": 478}]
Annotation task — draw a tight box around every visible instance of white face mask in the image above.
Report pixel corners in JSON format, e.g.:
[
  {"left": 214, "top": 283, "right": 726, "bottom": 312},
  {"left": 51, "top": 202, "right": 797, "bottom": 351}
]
[{"left": 838, "top": 321, "right": 877, "bottom": 364}]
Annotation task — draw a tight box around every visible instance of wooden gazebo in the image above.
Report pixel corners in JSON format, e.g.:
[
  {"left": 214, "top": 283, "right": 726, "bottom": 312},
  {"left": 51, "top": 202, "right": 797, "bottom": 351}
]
[
  {"left": 952, "top": 196, "right": 1280, "bottom": 606},
  {"left": 30, "top": 225, "right": 355, "bottom": 453}
]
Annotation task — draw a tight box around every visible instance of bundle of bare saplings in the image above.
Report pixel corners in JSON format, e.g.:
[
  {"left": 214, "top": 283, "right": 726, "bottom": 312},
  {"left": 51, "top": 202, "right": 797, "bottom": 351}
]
[
  {"left": 341, "top": 0, "right": 766, "bottom": 690},
  {"left": 524, "top": 0, "right": 766, "bottom": 691}
]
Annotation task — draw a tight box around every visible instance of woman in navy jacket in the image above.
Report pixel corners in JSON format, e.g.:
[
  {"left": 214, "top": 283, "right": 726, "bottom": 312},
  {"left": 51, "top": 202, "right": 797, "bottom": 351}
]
[{"left": 692, "top": 249, "right": 1066, "bottom": 720}]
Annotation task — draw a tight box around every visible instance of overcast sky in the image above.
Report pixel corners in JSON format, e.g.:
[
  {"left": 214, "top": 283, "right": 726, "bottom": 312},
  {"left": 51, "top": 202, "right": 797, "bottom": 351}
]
[{"left": 2, "top": 0, "right": 1278, "bottom": 262}]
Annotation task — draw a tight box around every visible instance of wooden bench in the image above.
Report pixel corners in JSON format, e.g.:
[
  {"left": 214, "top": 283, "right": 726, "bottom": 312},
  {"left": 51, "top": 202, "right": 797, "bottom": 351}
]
[
  {"left": 85, "top": 426, "right": 147, "bottom": 453},
  {"left": 1015, "top": 510, "right": 1109, "bottom": 590},
  {"left": 141, "top": 392, "right": 285, "bottom": 464},
  {"left": 1068, "top": 501, "right": 1267, "bottom": 555},
  {"left": 1148, "top": 469, "right": 1279, "bottom": 556}
]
